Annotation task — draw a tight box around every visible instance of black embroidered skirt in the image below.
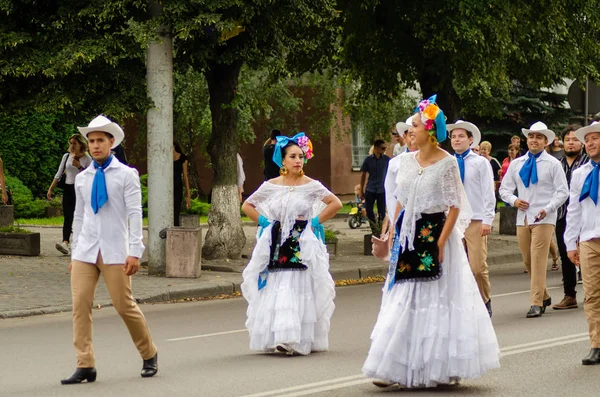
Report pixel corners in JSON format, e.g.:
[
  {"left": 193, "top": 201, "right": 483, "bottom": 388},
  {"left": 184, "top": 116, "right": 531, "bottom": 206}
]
[
  {"left": 395, "top": 212, "right": 446, "bottom": 282},
  {"left": 268, "top": 220, "right": 308, "bottom": 271}
]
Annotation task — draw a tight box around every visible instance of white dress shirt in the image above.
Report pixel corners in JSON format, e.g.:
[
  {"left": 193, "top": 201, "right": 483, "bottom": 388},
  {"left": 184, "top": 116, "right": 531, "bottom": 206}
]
[
  {"left": 71, "top": 157, "right": 145, "bottom": 264},
  {"left": 499, "top": 150, "right": 568, "bottom": 226},
  {"left": 564, "top": 162, "right": 600, "bottom": 251},
  {"left": 384, "top": 152, "right": 404, "bottom": 222},
  {"left": 459, "top": 151, "right": 496, "bottom": 225}
]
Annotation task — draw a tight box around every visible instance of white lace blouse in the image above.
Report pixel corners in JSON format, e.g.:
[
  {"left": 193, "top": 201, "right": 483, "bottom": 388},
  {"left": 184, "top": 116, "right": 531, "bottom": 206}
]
[
  {"left": 245, "top": 180, "right": 333, "bottom": 240},
  {"left": 394, "top": 153, "right": 472, "bottom": 251}
]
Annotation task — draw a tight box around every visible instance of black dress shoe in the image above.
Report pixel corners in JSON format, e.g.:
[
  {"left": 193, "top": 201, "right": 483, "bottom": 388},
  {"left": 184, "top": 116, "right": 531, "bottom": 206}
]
[
  {"left": 582, "top": 348, "right": 600, "bottom": 365},
  {"left": 61, "top": 368, "right": 97, "bottom": 385},
  {"left": 526, "top": 306, "right": 543, "bottom": 318},
  {"left": 541, "top": 297, "right": 552, "bottom": 313},
  {"left": 141, "top": 353, "right": 158, "bottom": 378},
  {"left": 485, "top": 299, "right": 492, "bottom": 318}
]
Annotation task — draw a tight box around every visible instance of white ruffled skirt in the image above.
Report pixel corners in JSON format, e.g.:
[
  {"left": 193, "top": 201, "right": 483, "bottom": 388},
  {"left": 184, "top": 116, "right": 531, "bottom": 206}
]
[
  {"left": 362, "top": 230, "right": 501, "bottom": 387},
  {"left": 241, "top": 225, "right": 335, "bottom": 355}
]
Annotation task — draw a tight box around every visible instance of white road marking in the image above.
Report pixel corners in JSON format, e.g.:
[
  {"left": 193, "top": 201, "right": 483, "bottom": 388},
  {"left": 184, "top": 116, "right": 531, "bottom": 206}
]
[
  {"left": 491, "top": 286, "right": 560, "bottom": 298},
  {"left": 237, "top": 332, "right": 591, "bottom": 397},
  {"left": 167, "top": 286, "right": 562, "bottom": 342},
  {"left": 165, "top": 329, "right": 246, "bottom": 342}
]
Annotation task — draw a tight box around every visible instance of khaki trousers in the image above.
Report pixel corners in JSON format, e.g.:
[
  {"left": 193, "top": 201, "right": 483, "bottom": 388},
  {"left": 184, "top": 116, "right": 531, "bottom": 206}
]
[
  {"left": 464, "top": 220, "right": 491, "bottom": 303},
  {"left": 516, "top": 221, "right": 554, "bottom": 306},
  {"left": 580, "top": 239, "right": 600, "bottom": 348},
  {"left": 71, "top": 254, "right": 157, "bottom": 368}
]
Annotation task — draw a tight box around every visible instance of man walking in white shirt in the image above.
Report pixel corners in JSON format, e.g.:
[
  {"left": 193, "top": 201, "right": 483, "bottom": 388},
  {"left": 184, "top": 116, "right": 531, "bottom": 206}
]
[
  {"left": 448, "top": 120, "right": 496, "bottom": 316},
  {"left": 500, "top": 121, "right": 569, "bottom": 318},
  {"left": 565, "top": 122, "right": 600, "bottom": 365},
  {"left": 61, "top": 115, "right": 158, "bottom": 384}
]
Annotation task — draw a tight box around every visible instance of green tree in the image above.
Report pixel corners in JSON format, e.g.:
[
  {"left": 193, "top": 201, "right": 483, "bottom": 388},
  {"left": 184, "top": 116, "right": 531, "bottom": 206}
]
[{"left": 339, "top": 0, "right": 600, "bottom": 121}]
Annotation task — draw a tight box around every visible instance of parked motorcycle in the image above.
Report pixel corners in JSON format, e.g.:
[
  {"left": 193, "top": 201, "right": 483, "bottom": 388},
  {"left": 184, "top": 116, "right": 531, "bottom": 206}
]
[{"left": 347, "top": 201, "right": 368, "bottom": 229}]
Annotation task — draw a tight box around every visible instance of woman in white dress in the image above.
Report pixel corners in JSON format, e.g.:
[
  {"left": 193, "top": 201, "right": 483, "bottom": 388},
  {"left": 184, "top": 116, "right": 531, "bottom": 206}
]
[
  {"left": 363, "top": 95, "right": 501, "bottom": 388},
  {"left": 241, "top": 133, "right": 342, "bottom": 356}
]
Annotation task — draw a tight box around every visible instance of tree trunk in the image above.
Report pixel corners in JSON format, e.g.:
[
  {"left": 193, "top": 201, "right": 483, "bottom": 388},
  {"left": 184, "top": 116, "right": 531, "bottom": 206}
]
[
  {"left": 418, "top": 69, "right": 461, "bottom": 124},
  {"left": 202, "top": 60, "right": 246, "bottom": 259},
  {"left": 146, "top": 1, "right": 173, "bottom": 275}
]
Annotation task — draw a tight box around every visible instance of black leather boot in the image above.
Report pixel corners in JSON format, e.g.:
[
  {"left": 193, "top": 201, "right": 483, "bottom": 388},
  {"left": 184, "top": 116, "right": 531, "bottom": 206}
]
[
  {"left": 61, "top": 368, "right": 97, "bottom": 385},
  {"left": 141, "top": 353, "right": 158, "bottom": 378},
  {"left": 582, "top": 348, "right": 600, "bottom": 365},
  {"left": 526, "top": 306, "right": 543, "bottom": 318},
  {"left": 485, "top": 299, "right": 492, "bottom": 318},
  {"left": 541, "top": 297, "right": 552, "bottom": 314}
]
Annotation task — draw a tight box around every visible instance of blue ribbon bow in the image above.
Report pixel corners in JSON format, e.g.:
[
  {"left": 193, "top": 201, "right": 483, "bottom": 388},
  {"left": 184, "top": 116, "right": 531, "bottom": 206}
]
[
  {"left": 91, "top": 155, "right": 113, "bottom": 214},
  {"left": 272, "top": 133, "right": 306, "bottom": 168},
  {"left": 454, "top": 149, "right": 470, "bottom": 183},
  {"left": 519, "top": 151, "right": 543, "bottom": 188},
  {"left": 580, "top": 161, "right": 600, "bottom": 205},
  {"left": 312, "top": 216, "right": 325, "bottom": 243}
]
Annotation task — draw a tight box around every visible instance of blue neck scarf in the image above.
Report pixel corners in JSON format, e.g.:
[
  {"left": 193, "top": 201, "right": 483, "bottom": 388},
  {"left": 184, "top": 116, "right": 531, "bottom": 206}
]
[
  {"left": 454, "top": 149, "right": 470, "bottom": 182},
  {"left": 91, "top": 155, "right": 113, "bottom": 214},
  {"left": 519, "top": 151, "right": 543, "bottom": 188},
  {"left": 580, "top": 161, "right": 600, "bottom": 205},
  {"left": 272, "top": 133, "right": 306, "bottom": 168}
]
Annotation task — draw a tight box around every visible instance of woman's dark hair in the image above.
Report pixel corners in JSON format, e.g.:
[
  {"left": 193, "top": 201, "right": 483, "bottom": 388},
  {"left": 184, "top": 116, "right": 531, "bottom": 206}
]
[
  {"left": 270, "top": 129, "right": 281, "bottom": 141},
  {"left": 173, "top": 141, "right": 184, "bottom": 155},
  {"left": 282, "top": 141, "right": 302, "bottom": 158}
]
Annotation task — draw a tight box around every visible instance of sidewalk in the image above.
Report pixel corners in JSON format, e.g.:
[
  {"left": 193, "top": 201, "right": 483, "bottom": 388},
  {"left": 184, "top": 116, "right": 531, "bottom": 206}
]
[{"left": 0, "top": 214, "right": 524, "bottom": 319}]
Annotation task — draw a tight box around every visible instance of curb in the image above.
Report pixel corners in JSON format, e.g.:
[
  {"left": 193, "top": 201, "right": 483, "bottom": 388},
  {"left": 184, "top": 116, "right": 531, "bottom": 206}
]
[{"left": 0, "top": 266, "right": 389, "bottom": 320}]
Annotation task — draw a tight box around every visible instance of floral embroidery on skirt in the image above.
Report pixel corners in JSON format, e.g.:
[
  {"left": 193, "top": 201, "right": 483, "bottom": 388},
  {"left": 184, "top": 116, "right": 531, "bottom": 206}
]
[{"left": 268, "top": 220, "right": 308, "bottom": 271}]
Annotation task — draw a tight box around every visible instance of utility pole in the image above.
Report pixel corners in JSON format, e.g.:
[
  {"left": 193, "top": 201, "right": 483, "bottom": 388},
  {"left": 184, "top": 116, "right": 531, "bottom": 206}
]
[{"left": 146, "top": 1, "right": 173, "bottom": 274}]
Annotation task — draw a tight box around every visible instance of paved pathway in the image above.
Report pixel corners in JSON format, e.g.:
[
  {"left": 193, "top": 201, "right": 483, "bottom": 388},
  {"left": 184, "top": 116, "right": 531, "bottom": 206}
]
[{"left": 0, "top": 215, "right": 526, "bottom": 318}]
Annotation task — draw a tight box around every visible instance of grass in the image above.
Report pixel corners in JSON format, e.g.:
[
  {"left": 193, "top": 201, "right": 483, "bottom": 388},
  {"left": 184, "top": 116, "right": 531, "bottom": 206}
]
[
  {"left": 16, "top": 215, "right": 251, "bottom": 227},
  {"left": 0, "top": 226, "right": 31, "bottom": 233}
]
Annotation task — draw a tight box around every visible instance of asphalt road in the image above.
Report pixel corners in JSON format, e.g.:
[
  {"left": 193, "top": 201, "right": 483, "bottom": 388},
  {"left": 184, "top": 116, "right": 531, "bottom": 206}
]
[{"left": 1, "top": 267, "right": 599, "bottom": 397}]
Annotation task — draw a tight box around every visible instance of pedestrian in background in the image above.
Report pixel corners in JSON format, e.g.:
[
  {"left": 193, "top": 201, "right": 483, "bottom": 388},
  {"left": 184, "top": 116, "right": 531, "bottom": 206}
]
[
  {"left": 479, "top": 141, "right": 502, "bottom": 189},
  {"left": 47, "top": 134, "right": 92, "bottom": 255},
  {"left": 263, "top": 129, "right": 281, "bottom": 180},
  {"left": 392, "top": 120, "right": 408, "bottom": 156},
  {"left": 499, "top": 121, "right": 568, "bottom": 318},
  {"left": 62, "top": 115, "right": 157, "bottom": 384},
  {"left": 547, "top": 136, "right": 565, "bottom": 160},
  {"left": 511, "top": 135, "right": 525, "bottom": 156},
  {"left": 448, "top": 120, "right": 496, "bottom": 316},
  {"left": 173, "top": 141, "right": 191, "bottom": 226},
  {"left": 564, "top": 121, "right": 600, "bottom": 365},
  {"left": 553, "top": 124, "right": 587, "bottom": 310},
  {"left": 0, "top": 156, "right": 7, "bottom": 205},
  {"left": 364, "top": 96, "right": 500, "bottom": 389},
  {"left": 501, "top": 143, "right": 520, "bottom": 181},
  {"left": 237, "top": 152, "right": 245, "bottom": 202},
  {"left": 360, "top": 139, "right": 390, "bottom": 230},
  {"left": 241, "top": 133, "right": 341, "bottom": 356}
]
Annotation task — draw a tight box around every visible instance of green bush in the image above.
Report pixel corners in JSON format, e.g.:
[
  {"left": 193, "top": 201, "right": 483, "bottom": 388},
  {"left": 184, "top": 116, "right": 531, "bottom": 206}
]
[
  {"left": 5, "top": 174, "right": 49, "bottom": 218},
  {"left": 186, "top": 198, "right": 211, "bottom": 216},
  {"left": 140, "top": 174, "right": 148, "bottom": 217},
  {"left": 0, "top": 113, "right": 75, "bottom": 197}
]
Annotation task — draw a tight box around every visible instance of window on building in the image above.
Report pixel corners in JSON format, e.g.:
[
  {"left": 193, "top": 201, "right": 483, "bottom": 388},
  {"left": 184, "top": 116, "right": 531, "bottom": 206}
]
[{"left": 351, "top": 121, "right": 370, "bottom": 170}]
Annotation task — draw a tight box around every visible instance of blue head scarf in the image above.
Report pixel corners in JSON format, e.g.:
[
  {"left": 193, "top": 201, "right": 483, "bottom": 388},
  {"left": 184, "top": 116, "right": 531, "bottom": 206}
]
[{"left": 414, "top": 94, "right": 447, "bottom": 143}]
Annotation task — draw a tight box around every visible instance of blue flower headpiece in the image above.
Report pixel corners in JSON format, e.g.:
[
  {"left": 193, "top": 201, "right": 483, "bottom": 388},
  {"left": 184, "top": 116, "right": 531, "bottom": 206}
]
[
  {"left": 414, "top": 94, "right": 447, "bottom": 143},
  {"left": 272, "top": 132, "right": 314, "bottom": 168}
]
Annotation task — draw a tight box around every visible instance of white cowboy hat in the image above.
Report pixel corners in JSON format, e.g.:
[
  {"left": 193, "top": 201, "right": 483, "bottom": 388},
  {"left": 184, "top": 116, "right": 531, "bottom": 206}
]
[
  {"left": 447, "top": 119, "right": 481, "bottom": 148},
  {"left": 395, "top": 116, "right": 413, "bottom": 135},
  {"left": 521, "top": 121, "right": 555, "bottom": 146},
  {"left": 575, "top": 121, "right": 600, "bottom": 143},
  {"left": 77, "top": 115, "right": 125, "bottom": 149}
]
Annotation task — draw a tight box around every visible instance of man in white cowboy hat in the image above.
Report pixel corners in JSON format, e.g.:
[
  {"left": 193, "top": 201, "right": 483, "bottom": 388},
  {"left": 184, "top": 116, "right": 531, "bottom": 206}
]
[
  {"left": 392, "top": 117, "right": 410, "bottom": 156},
  {"left": 564, "top": 121, "right": 600, "bottom": 365},
  {"left": 500, "top": 121, "right": 568, "bottom": 318},
  {"left": 61, "top": 115, "right": 158, "bottom": 385},
  {"left": 448, "top": 120, "right": 496, "bottom": 316}
]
